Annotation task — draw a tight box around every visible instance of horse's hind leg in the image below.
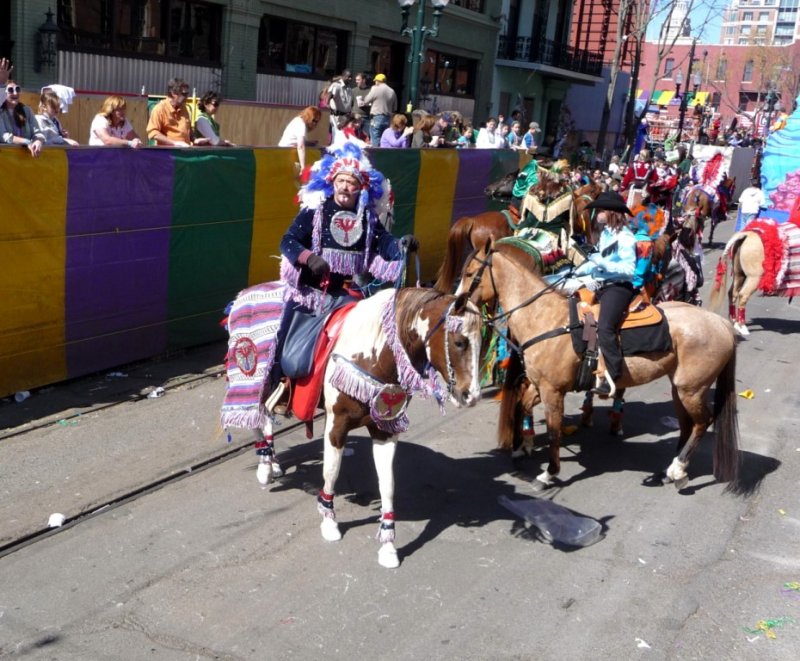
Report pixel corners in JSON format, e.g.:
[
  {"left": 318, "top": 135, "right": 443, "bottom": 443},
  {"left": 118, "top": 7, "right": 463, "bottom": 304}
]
[
  {"left": 732, "top": 270, "right": 760, "bottom": 337},
  {"left": 665, "top": 385, "right": 711, "bottom": 489},
  {"left": 372, "top": 436, "right": 400, "bottom": 568},
  {"left": 256, "top": 417, "right": 283, "bottom": 486}
]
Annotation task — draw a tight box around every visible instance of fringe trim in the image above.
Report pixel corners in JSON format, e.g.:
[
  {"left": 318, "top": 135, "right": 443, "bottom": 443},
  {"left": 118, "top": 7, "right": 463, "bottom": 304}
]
[
  {"left": 322, "top": 248, "right": 366, "bottom": 275},
  {"left": 220, "top": 407, "right": 264, "bottom": 431},
  {"left": 446, "top": 315, "right": 464, "bottom": 334},
  {"left": 369, "top": 254, "right": 404, "bottom": 282}
]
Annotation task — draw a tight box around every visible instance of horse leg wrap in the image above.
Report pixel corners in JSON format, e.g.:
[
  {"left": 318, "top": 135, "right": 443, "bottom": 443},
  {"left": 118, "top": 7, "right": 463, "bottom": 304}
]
[
  {"left": 736, "top": 307, "right": 746, "bottom": 325},
  {"left": 377, "top": 511, "right": 396, "bottom": 544},
  {"left": 318, "top": 490, "right": 342, "bottom": 541},
  {"left": 255, "top": 435, "right": 283, "bottom": 484},
  {"left": 728, "top": 305, "right": 736, "bottom": 321}
]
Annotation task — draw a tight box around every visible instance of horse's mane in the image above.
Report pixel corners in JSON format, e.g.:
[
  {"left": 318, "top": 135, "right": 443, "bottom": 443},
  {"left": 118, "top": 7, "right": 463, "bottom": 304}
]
[
  {"left": 574, "top": 181, "right": 602, "bottom": 198},
  {"left": 531, "top": 175, "right": 571, "bottom": 201},
  {"left": 492, "top": 242, "right": 554, "bottom": 289},
  {"left": 395, "top": 288, "right": 449, "bottom": 344}
]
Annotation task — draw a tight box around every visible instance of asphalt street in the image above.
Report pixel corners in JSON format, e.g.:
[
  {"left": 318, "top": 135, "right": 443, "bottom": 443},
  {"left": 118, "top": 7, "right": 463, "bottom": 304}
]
[{"left": 1, "top": 220, "right": 799, "bottom": 660}]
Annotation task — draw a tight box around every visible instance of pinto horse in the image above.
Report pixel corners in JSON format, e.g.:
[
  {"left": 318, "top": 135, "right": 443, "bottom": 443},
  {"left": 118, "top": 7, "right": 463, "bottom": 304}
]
[
  {"left": 456, "top": 242, "right": 741, "bottom": 492},
  {"left": 257, "top": 287, "right": 483, "bottom": 569},
  {"left": 433, "top": 179, "right": 602, "bottom": 292}
]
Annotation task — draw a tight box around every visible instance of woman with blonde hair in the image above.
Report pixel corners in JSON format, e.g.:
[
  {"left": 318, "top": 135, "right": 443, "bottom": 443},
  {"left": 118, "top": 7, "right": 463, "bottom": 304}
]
[
  {"left": 88, "top": 95, "right": 143, "bottom": 148},
  {"left": 278, "top": 105, "right": 321, "bottom": 170},
  {"left": 36, "top": 89, "right": 79, "bottom": 146}
]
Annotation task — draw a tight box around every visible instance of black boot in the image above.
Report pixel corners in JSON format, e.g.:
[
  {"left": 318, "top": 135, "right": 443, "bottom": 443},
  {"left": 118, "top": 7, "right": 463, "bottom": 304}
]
[{"left": 592, "top": 378, "right": 613, "bottom": 397}]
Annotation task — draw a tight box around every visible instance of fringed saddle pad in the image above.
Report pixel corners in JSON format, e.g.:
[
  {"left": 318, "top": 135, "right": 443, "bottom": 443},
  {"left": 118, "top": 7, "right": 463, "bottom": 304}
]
[
  {"left": 220, "top": 282, "right": 286, "bottom": 430},
  {"left": 497, "top": 234, "right": 571, "bottom": 274},
  {"left": 743, "top": 219, "right": 800, "bottom": 296}
]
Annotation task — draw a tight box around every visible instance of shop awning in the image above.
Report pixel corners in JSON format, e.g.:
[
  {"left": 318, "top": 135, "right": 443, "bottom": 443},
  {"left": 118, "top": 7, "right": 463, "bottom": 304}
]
[
  {"left": 650, "top": 90, "right": 675, "bottom": 105},
  {"left": 636, "top": 88, "right": 650, "bottom": 102},
  {"left": 690, "top": 91, "right": 709, "bottom": 107}
]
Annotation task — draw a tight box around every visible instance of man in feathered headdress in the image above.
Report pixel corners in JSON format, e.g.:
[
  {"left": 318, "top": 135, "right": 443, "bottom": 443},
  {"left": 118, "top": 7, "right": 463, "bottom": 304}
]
[{"left": 280, "top": 141, "right": 417, "bottom": 311}]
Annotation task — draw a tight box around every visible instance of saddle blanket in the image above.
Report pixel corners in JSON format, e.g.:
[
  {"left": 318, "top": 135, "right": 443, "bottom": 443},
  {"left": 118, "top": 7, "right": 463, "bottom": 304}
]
[
  {"left": 221, "top": 282, "right": 286, "bottom": 430},
  {"left": 743, "top": 219, "right": 800, "bottom": 296}
]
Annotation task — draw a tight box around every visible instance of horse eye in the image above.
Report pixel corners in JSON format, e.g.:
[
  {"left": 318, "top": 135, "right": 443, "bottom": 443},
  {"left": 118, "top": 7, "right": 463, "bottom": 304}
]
[{"left": 453, "top": 338, "right": 467, "bottom": 350}]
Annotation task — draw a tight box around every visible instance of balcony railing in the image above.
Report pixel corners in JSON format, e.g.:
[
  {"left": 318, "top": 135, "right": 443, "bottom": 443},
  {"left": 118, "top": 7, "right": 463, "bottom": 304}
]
[{"left": 497, "top": 35, "right": 603, "bottom": 77}]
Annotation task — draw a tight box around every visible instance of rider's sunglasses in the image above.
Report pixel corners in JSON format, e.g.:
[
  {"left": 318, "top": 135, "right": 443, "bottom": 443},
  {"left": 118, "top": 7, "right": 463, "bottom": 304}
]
[{"left": 6, "top": 85, "right": 21, "bottom": 94}]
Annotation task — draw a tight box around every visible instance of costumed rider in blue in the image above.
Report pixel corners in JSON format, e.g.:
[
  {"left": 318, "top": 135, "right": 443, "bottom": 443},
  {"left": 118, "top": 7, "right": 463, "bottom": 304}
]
[
  {"left": 277, "top": 142, "right": 418, "bottom": 381},
  {"left": 580, "top": 191, "right": 651, "bottom": 398}
]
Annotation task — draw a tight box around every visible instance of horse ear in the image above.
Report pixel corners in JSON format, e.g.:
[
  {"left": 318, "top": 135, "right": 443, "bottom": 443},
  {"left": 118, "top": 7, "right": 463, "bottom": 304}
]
[{"left": 453, "top": 291, "right": 470, "bottom": 315}]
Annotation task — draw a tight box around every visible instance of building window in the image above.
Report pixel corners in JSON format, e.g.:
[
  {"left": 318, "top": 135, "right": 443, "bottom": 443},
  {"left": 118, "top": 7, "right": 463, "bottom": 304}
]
[
  {"left": 257, "top": 16, "right": 347, "bottom": 78},
  {"left": 57, "top": 0, "right": 221, "bottom": 63},
  {"left": 715, "top": 58, "right": 728, "bottom": 80},
  {"left": 421, "top": 49, "right": 477, "bottom": 96},
  {"left": 743, "top": 11, "right": 754, "bottom": 20},
  {"left": 743, "top": 59, "right": 754, "bottom": 81},
  {"left": 664, "top": 57, "right": 674, "bottom": 77},
  {"left": 449, "top": 0, "right": 485, "bottom": 11}
]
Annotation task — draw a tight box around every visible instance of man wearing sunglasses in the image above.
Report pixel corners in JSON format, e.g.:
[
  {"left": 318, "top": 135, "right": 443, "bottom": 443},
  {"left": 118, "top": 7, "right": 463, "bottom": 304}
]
[
  {"left": 1, "top": 72, "right": 47, "bottom": 158},
  {"left": 146, "top": 77, "right": 193, "bottom": 147}
]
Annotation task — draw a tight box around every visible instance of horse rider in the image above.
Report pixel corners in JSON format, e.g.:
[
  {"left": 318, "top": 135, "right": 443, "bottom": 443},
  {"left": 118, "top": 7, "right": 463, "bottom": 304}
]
[
  {"left": 648, "top": 156, "right": 678, "bottom": 217},
  {"left": 275, "top": 142, "right": 418, "bottom": 386},
  {"left": 621, "top": 149, "right": 656, "bottom": 209},
  {"left": 581, "top": 191, "right": 650, "bottom": 397}
]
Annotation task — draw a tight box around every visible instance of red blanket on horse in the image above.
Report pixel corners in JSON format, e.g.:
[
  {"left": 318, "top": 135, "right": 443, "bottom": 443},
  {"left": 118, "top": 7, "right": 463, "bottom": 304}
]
[{"left": 742, "top": 219, "right": 800, "bottom": 296}]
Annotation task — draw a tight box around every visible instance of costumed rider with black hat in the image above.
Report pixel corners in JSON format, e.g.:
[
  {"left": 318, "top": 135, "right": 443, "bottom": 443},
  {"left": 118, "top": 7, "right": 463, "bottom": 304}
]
[
  {"left": 277, "top": 142, "right": 418, "bottom": 381},
  {"left": 578, "top": 191, "right": 651, "bottom": 398}
]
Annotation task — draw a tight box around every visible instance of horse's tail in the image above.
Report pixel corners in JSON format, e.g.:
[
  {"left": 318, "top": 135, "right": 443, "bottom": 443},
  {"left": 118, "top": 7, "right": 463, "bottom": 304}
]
[
  {"left": 708, "top": 233, "right": 745, "bottom": 313},
  {"left": 497, "top": 350, "right": 525, "bottom": 451},
  {"left": 434, "top": 216, "right": 473, "bottom": 292},
  {"left": 713, "top": 348, "right": 740, "bottom": 486}
]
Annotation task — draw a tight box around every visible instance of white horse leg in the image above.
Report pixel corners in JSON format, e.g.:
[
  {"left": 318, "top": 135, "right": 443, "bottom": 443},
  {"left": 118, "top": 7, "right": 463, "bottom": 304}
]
[
  {"left": 318, "top": 418, "right": 344, "bottom": 542},
  {"left": 255, "top": 418, "right": 282, "bottom": 486},
  {"left": 373, "top": 438, "right": 400, "bottom": 569}
]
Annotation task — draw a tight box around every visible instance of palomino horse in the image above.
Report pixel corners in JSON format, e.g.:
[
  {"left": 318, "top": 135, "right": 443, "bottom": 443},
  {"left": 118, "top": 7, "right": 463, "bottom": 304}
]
[
  {"left": 262, "top": 287, "right": 483, "bottom": 568},
  {"left": 456, "top": 242, "right": 740, "bottom": 492},
  {"left": 433, "top": 179, "right": 602, "bottom": 292},
  {"left": 681, "top": 176, "right": 735, "bottom": 246},
  {"left": 709, "top": 220, "right": 800, "bottom": 336}
]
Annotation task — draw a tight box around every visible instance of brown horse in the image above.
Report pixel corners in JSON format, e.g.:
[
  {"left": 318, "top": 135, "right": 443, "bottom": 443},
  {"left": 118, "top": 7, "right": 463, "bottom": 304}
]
[
  {"left": 681, "top": 176, "right": 735, "bottom": 246},
  {"left": 433, "top": 180, "right": 602, "bottom": 292},
  {"left": 456, "top": 241, "right": 740, "bottom": 492}
]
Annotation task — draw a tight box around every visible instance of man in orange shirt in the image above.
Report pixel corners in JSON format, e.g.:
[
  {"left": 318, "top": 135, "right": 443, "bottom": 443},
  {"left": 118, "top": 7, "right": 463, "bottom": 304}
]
[{"left": 147, "top": 77, "right": 192, "bottom": 147}]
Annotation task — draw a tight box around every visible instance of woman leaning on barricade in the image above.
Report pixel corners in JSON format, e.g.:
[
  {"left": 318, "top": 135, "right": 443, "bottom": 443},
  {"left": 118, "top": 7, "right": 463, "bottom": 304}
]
[
  {"left": 88, "top": 95, "right": 143, "bottom": 148},
  {"left": 193, "top": 91, "right": 235, "bottom": 147},
  {"left": 36, "top": 89, "right": 79, "bottom": 146},
  {"left": 0, "top": 79, "right": 46, "bottom": 157}
]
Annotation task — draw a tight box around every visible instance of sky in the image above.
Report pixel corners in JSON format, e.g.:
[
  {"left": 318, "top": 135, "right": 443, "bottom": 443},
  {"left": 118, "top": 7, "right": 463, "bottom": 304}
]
[{"left": 646, "top": 0, "right": 727, "bottom": 45}]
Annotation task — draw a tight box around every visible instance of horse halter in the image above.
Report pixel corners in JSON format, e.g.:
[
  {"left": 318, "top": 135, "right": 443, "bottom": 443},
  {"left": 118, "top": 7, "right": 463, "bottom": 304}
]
[{"left": 422, "top": 299, "right": 468, "bottom": 398}]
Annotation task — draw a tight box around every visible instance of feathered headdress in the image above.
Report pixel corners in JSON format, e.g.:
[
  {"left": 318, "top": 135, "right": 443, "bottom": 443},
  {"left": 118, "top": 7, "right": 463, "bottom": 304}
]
[
  {"left": 298, "top": 141, "right": 388, "bottom": 222},
  {"left": 700, "top": 152, "right": 725, "bottom": 189}
]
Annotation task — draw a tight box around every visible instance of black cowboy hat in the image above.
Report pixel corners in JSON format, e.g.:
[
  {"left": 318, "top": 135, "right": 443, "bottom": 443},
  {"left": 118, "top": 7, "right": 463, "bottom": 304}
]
[{"left": 585, "top": 191, "right": 633, "bottom": 216}]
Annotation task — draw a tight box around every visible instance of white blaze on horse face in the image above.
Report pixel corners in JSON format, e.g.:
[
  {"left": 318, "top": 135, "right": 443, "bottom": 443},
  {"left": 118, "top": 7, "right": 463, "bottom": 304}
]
[{"left": 462, "top": 301, "right": 484, "bottom": 405}]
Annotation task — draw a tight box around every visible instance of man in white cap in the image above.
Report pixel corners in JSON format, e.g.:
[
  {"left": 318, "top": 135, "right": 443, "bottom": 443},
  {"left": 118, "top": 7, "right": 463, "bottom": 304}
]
[{"left": 359, "top": 73, "right": 397, "bottom": 146}]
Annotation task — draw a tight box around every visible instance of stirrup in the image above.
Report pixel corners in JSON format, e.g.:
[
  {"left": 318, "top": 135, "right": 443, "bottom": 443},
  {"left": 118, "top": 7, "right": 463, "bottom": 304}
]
[
  {"left": 265, "top": 380, "right": 286, "bottom": 415},
  {"left": 592, "top": 370, "right": 617, "bottom": 398}
]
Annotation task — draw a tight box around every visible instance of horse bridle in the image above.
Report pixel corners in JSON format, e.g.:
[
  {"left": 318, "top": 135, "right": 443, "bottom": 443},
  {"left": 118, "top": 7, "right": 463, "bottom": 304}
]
[{"left": 464, "top": 247, "right": 580, "bottom": 355}]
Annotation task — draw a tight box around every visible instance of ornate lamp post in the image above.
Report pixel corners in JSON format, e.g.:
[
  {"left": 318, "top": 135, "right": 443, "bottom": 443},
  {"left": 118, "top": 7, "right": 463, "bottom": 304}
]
[
  {"left": 398, "top": 0, "right": 450, "bottom": 112},
  {"left": 35, "top": 8, "right": 59, "bottom": 73}
]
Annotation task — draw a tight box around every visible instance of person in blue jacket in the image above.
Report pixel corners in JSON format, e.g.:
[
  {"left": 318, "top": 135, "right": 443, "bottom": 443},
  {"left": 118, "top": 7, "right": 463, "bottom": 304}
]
[{"left": 582, "top": 191, "right": 649, "bottom": 397}]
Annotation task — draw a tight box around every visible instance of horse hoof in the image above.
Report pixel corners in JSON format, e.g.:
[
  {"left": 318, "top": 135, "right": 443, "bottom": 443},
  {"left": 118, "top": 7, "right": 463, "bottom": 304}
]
[
  {"left": 608, "top": 425, "right": 624, "bottom": 437},
  {"left": 256, "top": 462, "right": 273, "bottom": 486},
  {"left": 673, "top": 476, "right": 689, "bottom": 490},
  {"left": 531, "top": 478, "right": 549, "bottom": 493},
  {"left": 271, "top": 462, "right": 284, "bottom": 478},
  {"left": 734, "top": 323, "right": 750, "bottom": 336},
  {"left": 320, "top": 517, "right": 342, "bottom": 542},
  {"left": 378, "top": 543, "right": 400, "bottom": 569}
]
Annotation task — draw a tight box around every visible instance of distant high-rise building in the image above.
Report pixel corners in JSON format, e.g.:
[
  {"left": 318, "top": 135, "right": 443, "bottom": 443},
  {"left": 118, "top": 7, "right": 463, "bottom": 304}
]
[
  {"left": 662, "top": 0, "right": 694, "bottom": 44},
  {"left": 720, "top": 0, "right": 798, "bottom": 46}
]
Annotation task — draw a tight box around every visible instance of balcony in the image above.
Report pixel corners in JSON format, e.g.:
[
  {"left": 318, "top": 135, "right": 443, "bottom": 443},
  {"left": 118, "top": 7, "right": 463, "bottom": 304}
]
[{"left": 497, "top": 35, "right": 603, "bottom": 78}]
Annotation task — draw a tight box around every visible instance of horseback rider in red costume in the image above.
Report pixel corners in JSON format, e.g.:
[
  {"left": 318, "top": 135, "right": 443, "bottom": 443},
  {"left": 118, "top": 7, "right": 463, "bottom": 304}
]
[{"left": 621, "top": 150, "right": 657, "bottom": 208}]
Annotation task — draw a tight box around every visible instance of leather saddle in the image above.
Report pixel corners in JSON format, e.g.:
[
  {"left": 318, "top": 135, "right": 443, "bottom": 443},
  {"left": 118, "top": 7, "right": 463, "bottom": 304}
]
[
  {"left": 575, "top": 287, "right": 663, "bottom": 331},
  {"left": 269, "top": 303, "right": 357, "bottom": 436}
]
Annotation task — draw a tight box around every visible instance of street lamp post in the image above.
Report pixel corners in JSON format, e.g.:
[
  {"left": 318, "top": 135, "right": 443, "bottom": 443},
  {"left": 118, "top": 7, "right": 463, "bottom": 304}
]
[
  {"left": 398, "top": 0, "right": 450, "bottom": 112},
  {"left": 676, "top": 38, "right": 697, "bottom": 143}
]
